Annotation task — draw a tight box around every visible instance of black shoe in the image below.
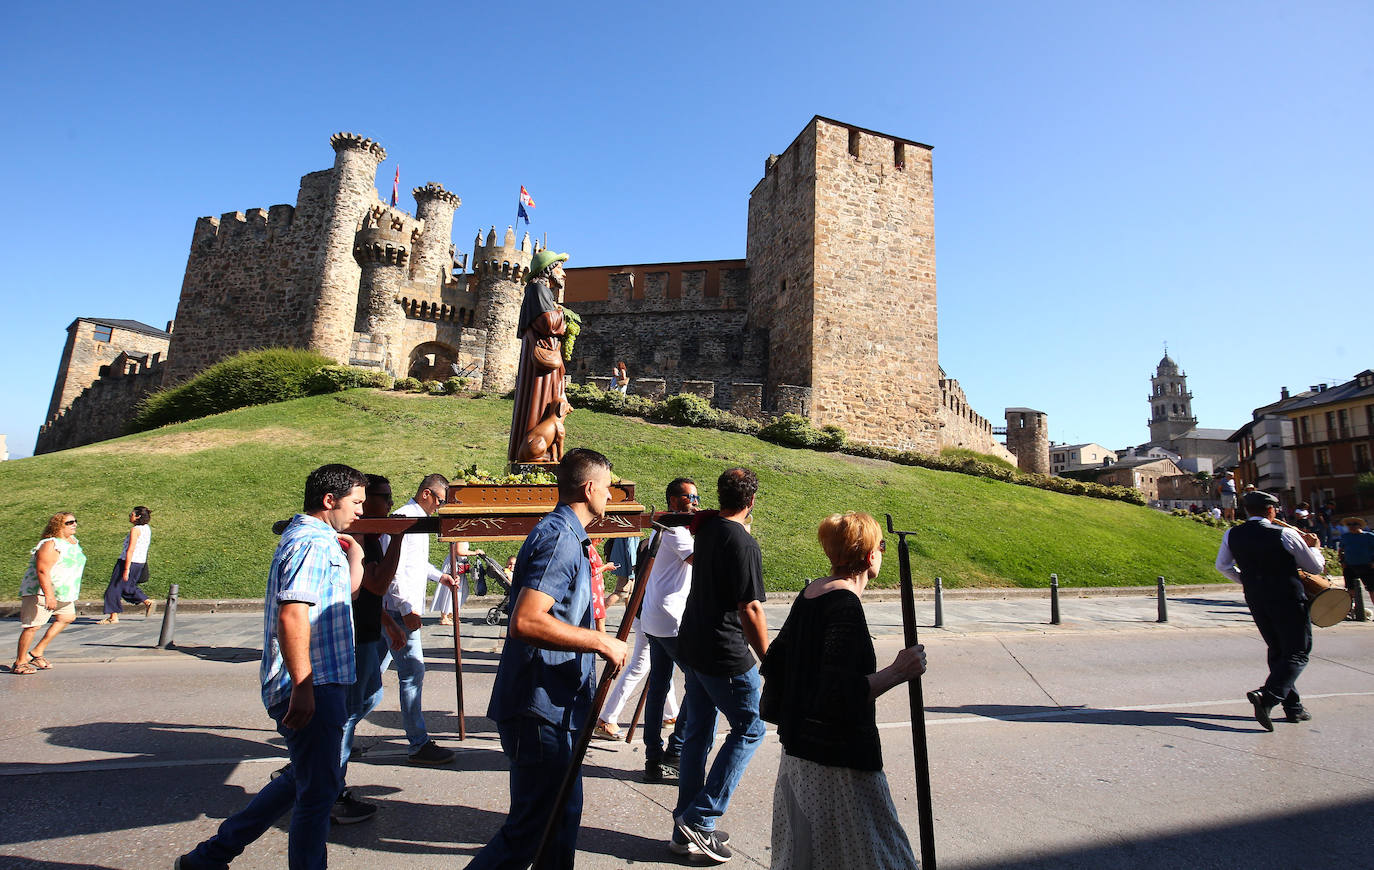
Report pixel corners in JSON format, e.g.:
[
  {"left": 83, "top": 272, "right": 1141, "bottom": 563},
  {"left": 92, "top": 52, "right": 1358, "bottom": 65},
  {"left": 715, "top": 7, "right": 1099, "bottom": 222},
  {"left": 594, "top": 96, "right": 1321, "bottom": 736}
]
[
  {"left": 349, "top": 743, "right": 370, "bottom": 761},
  {"left": 644, "top": 759, "right": 679, "bottom": 783},
  {"left": 407, "top": 740, "right": 456, "bottom": 765},
  {"left": 331, "top": 789, "right": 378, "bottom": 824},
  {"left": 174, "top": 854, "right": 228, "bottom": 870},
  {"left": 1284, "top": 706, "right": 1312, "bottom": 723},
  {"left": 672, "top": 817, "right": 732, "bottom": 863},
  {"left": 1247, "top": 689, "right": 1276, "bottom": 732},
  {"left": 269, "top": 762, "right": 291, "bottom": 781}
]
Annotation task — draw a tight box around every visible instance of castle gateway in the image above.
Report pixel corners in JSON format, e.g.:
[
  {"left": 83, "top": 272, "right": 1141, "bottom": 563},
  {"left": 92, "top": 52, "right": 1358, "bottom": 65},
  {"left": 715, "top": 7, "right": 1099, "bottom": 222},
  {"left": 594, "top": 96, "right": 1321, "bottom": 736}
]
[{"left": 38, "top": 117, "right": 1016, "bottom": 463}]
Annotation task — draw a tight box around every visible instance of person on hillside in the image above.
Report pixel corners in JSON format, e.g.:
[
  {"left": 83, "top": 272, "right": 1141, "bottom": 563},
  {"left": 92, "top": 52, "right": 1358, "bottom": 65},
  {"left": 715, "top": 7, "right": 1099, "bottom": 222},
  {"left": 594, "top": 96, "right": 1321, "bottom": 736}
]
[
  {"left": 594, "top": 478, "right": 694, "bottom": 757},
  {"left": 670, "top": 467, "right": 768, "bottom": 864},
  {"left": 1339, "top": 517, "right": 1374, "bottom": 613},
  {"left": 382, "top": 474, "right": 458, "bottom": 766},
  {"left": 614, "top": 361, "right": 630, "bottom": 395},
  {"left": 1218, "top": 471, "right": 1238, "bottom": 521},
  {"left": 13, "top": 512, "right": 87, "bottom": 675},
  {"left": 98, "top": 506, "right": 155, "bottom": 624},
  {"left": 467, "top": 448, "right": 629, "bottom": 870},
  {"left": 176, "top": 463, "right": 366, "bottom": 870},
  {"left": 761, "top": 511, "right": 927, "bottom": 870},
  {"left": 1215, "top": 490, "right": 1325, "bottom": 730},
  {"left": 508, "top": 249, "right": 570, "bottom": 465}
]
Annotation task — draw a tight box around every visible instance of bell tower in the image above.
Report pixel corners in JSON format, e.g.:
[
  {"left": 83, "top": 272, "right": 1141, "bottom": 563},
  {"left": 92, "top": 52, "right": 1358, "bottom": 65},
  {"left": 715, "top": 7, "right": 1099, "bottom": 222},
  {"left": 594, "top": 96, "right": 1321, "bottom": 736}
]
[{"left": 1148, "top": 350, "right": 1197, "bottom": 443}]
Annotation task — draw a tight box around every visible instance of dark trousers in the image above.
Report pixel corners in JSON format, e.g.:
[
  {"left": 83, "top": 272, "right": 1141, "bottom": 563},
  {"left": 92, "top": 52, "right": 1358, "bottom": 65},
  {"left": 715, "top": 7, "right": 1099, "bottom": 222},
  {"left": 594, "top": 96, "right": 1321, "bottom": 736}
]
[
  {"left": 645, "top": 634, "right": 685, "bottom": 764},
  {"left": 467, "top": 715, "right": 581, "bottom": 870},
  {"left": 1245, "top": 590, "right": 1312, "bottom": 708},
  {"left": 102, "top": 560, "right": 148, "bottom": 614},
  {"left": 1345, "top": 563, "right": 1374, "bottom": 602}
]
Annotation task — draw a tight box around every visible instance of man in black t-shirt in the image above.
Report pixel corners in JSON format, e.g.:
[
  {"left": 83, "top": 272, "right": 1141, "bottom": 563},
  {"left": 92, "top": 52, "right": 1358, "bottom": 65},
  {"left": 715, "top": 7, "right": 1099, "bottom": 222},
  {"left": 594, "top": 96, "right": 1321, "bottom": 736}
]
[{"left": 669, "top": 467, "right": 768, "bottom": 864}]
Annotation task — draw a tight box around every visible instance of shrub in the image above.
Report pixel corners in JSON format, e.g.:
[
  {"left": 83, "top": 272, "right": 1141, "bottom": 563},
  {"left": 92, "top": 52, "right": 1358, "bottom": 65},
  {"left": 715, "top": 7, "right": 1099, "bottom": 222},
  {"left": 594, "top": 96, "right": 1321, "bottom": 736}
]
[
  {"left": 655, "top": 393, "right": 719, "bottom": 427},
  {"left": 422, "top": 380, "right": 445, "bottom": 395},
  {"left": 939, "top": 446, "right": 1018, "bottom": 474},
  {"left": 759, "top": 414, "right": 846, "bottom": 451},
  {"left": 393, "top": 377, "right": 420, "bottom": 392},
  {"left": 443, "top": 376, "right": 470, "bottom": 394},
  {"left": 131, "top": 348, "right": 334, "bottom": 431},
  {"left": 306, "top": 365, "right": 392, "bottom": 393}
]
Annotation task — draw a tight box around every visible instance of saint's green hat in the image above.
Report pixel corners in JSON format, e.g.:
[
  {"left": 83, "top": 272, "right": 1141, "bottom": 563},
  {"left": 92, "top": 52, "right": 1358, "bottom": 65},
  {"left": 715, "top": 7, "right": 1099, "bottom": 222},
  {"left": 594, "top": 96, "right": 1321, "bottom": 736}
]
[{"left": 528, "top": 249, "right": 569, "bottom": 278}]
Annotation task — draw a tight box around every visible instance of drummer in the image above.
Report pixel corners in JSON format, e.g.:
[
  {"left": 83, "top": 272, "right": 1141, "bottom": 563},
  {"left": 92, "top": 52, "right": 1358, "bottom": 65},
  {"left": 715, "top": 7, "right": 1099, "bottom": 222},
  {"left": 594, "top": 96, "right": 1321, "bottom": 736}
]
[{"left": 1214, "top": 490, "right": 1326, "bottom": 731}]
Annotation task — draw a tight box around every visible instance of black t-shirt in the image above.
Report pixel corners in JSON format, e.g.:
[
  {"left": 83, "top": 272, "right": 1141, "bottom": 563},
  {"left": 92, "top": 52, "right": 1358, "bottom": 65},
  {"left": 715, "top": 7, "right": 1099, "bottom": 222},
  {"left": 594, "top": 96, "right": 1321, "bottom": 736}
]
[
  {"left": 677, "top": 514, "right": 765, "bottom": 677},
  {"left": 354, "top": 536, "right": 384, "bottom": 644}
]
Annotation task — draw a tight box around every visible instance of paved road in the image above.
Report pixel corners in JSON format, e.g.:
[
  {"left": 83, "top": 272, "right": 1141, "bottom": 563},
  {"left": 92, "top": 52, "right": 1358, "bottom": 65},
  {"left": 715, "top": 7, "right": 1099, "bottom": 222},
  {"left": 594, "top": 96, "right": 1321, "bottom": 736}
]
[{"left": 2, "top": 589, "right": 1372, "bottom": 869}]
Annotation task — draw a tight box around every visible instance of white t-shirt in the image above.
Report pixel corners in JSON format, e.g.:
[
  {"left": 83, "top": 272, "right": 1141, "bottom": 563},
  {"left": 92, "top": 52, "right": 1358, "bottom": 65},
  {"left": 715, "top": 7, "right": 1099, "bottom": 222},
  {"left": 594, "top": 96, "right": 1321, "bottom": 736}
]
[
  {"left": 125, "top": 525, "right": 152, "bottom": 563},
  {"left": 640, "top": 526, "right": 694, "bottom": 638}
]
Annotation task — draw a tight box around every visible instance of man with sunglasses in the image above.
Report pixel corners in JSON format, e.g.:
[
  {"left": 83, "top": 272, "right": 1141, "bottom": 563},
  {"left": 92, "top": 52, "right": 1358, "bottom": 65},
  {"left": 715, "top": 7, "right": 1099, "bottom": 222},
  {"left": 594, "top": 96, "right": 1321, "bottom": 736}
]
[{"left": 381, "top": 473, "right": 458, "bottom": 766}]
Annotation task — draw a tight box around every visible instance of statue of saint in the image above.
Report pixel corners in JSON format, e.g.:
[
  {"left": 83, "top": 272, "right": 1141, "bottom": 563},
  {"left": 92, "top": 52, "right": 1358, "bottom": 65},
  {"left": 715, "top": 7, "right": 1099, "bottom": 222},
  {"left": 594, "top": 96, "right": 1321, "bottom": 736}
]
[{"left": 507, "top": 249, "right": 571, "bottom": 466}]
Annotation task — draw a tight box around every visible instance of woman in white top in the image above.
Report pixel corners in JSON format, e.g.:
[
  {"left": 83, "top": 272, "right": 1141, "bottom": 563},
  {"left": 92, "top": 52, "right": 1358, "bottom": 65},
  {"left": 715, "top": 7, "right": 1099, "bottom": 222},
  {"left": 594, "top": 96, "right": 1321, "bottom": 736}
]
[{"left": 98, "top": 506, "right": 154, "bottom": 624}]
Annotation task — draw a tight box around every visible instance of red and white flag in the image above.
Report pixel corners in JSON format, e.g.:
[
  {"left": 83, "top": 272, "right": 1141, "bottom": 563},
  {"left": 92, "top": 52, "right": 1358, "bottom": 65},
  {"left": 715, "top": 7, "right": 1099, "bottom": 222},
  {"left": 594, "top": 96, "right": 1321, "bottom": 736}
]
[
  {"left": 520, "top": 185, "right": 536, "bottom": 209},
  {"left": 391, "top": 166, "right": 400, "bottom": 207}
]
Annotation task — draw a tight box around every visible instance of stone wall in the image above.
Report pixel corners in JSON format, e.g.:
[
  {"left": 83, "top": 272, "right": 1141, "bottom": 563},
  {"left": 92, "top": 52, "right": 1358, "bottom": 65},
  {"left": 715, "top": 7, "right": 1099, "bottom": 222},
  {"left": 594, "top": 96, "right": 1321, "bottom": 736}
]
[
  {"left": 36, "top": 361, "right": 164, "bottom": 454},
  {"left": 44, "top": 320, "right": 170, "bottom": 422},
  {"left": 1005, "top": 408, "right": 1050, "bottom": 474},
  {"left": 937, "top": 375, "right": 1016, "bottom": 462},
  {"left": 569, "top": 267, "right": 767, "bottom": 412}
]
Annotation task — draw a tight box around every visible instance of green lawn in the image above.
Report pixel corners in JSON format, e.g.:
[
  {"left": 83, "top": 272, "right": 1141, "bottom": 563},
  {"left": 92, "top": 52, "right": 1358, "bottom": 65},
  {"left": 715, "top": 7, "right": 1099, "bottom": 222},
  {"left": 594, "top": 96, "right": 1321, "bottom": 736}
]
[{"left": 1, "top": 390, "right": 1228, "bottom": 601}]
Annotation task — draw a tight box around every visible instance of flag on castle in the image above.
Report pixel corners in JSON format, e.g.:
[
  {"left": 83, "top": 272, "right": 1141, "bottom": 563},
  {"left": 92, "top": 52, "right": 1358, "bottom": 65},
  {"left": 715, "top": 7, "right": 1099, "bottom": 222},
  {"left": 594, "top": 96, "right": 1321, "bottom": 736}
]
[
  {"left": 391, "top": 166, "right": 400, "bottom": 207},
  {"left": 517, "top": 185, "right": 535, "bottom": 225}
]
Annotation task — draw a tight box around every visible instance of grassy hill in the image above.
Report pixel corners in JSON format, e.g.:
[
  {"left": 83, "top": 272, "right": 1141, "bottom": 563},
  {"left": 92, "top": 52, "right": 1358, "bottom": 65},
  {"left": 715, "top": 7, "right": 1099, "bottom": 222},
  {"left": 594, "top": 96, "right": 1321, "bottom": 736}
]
[{"left": 1, "top": 390, "right": 1228, "bottom": 601}]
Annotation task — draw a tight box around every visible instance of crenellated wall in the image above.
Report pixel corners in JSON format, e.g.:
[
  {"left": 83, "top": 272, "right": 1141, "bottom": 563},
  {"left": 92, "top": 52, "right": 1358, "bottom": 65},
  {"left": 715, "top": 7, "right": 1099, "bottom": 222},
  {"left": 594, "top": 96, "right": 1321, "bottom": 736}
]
[
  {"left": 36, "top": 359, "right": 165, "bottom": 454},
  {"left": 937, "top": 375, "right": 1016, "bottom": 462}
]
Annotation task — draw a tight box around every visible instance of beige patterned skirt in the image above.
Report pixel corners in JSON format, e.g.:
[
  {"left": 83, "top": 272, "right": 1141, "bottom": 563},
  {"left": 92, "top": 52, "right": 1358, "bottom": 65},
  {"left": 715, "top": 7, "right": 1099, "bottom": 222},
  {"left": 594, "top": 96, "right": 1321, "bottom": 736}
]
[{"left": 771, "top": 752, "right": 919, "bottom": 870}]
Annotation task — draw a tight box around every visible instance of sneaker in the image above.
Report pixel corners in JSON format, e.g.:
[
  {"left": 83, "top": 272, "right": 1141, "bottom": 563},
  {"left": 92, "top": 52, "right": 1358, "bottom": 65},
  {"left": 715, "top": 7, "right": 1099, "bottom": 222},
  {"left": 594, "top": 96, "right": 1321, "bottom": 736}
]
[
  {"left": 672, "top": 817, "right": 732, "bottom": 863},
  {"left": 670, "top": 825, "right": 730, "bottom": 853},
  {"left": 644, "top": 759, "right": 679, "bottom": 783},
  {"left": 407, "top": 740, "right": 456, "bottom": 765},
  {"left": 269, "top": 762, "right": 291, "bottom": 781},
  {"left": 331, "top": 789, "right": 378, "bottom": 824}
]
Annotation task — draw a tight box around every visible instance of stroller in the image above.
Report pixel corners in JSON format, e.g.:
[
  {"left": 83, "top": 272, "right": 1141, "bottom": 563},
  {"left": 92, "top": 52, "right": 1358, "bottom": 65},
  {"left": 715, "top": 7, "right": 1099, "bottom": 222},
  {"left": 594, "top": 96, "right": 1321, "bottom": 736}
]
[{"left": 477, "top": 553, "right": 513, "bottom": 626}]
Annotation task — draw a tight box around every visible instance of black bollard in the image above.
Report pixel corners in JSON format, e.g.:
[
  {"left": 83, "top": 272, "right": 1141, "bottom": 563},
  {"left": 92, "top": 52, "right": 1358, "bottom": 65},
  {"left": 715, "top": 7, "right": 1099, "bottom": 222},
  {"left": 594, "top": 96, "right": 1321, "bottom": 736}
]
[
  {"left": 157, "top": 583, "right": 179, "bottom": 649},
  {"left": 933, "top": 576, "right": 944, "bottom": 628},
  {"left": 1353, "top": 579, "right": 1368, "bottom": 622},
  {"left": 1157, "top": 576, "right": 1169, "bottom": 623},
  {"left": 1049, "top": 573, "right": 1061, "bottom": 625}
]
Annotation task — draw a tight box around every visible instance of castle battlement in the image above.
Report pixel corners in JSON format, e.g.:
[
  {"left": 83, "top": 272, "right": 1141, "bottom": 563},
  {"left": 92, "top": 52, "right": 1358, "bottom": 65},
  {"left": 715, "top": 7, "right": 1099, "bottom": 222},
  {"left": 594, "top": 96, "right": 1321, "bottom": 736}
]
[
  {"left": 191, "top": 203, "right": 297, "bottom": 247},
  {"left": 413, "top": 182, "right": 460, "bottom": 209},
  {"left": 330, "top": 131, "right": 387, "bottom": 162},
  {"left": 471, "top": 226, "right": 534, "bottom": 282}
]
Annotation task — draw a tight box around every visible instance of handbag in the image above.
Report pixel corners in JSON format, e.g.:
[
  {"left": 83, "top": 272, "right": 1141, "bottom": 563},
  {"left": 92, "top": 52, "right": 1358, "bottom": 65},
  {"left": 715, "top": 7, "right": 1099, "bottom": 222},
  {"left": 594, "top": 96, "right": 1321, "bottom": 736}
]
[{"left": 532, "top": 336, "right": 563, "bottom": 371}]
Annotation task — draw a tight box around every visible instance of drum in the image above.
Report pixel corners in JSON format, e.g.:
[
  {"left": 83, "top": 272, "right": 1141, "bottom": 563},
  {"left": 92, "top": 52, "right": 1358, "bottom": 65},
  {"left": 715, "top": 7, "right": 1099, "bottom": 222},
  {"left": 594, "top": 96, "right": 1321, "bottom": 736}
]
[{"left": 1308, "top": 586, "right": 1354, "bottom": 628}]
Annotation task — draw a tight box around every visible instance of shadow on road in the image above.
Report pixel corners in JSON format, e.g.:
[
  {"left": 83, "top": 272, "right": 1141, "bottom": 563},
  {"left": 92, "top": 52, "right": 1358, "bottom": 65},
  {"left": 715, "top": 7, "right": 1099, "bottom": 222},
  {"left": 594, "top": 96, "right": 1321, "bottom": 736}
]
[
  {"left": 927, "top": 703, "right": 1257, "bottom": 733},
  {"left": 963, "top": 795, "right": 1374, "bottom": 869}
]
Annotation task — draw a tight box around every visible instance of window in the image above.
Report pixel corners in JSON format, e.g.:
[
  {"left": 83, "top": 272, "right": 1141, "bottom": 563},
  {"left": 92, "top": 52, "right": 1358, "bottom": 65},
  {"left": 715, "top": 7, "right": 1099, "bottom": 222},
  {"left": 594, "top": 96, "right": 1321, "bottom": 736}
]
[
  {"left": 1326, "top": 411, "right": 1336, "bottom": 437},
  {"left": 93, "top": 324, "right": 112, "bottom": 343},
  {"left": 1356, "top": 443, "right": 1371, "bottom": 473},
  {"left": 848, "top": 128, "right": 860, "bottom": 158},
  {"left": 1339, "top": 408, "right": 1351, "bottom": 438},
  {"left": 1316, "top": 447, "right": 1331, "bottom": 476},
  {"left": 894, "top": 141, "right": 906, "bottom": 170}
]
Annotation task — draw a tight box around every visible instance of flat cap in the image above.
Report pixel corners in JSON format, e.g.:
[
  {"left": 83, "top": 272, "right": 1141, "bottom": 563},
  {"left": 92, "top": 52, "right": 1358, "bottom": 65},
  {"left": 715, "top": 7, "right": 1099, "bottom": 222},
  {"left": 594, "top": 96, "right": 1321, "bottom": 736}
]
[{"left": 1242, "top": 490, "right": 1279, "bottom": 511}]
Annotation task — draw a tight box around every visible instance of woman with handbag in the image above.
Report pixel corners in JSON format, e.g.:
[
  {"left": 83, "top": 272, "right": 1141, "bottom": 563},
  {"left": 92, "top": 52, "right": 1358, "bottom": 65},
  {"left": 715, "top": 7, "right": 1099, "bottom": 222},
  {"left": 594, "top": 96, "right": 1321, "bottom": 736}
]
[
  {"left": 98, "top": 506, "right": 154, "bottom": 624},
  {"left": 760, "top": 511, "right": 927, "bottom": 869}
]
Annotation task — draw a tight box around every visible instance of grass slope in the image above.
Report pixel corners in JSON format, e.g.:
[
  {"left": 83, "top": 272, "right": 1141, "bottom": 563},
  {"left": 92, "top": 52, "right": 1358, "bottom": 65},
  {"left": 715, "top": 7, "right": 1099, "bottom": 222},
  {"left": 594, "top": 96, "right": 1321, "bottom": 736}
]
[{"left": 1, "top": 391, "right": 1227, "bottom": 600}]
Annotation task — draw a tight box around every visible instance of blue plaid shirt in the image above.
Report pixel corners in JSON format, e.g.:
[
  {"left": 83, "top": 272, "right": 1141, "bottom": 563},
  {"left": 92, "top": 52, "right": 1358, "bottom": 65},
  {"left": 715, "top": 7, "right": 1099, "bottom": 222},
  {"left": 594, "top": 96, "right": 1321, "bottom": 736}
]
[
  {"left": 487, "top": 503, "right": 594, "bottom": 730},
  {"left": 260, "top": 514, "right": 356, "bottom": 710}
]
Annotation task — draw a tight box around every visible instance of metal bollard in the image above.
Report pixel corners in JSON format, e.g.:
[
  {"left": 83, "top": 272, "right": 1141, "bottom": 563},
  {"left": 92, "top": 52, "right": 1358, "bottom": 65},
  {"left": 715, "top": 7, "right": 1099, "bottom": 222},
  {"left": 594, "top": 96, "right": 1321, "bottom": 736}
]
[
  {"left": 1049, "top": 573, "right": 1061, "bottom": 625},
  {"left": 157, "top": 583, "right": 179, "bottom": 649},
  {"left": 933, "top": 576, "right": 944, "bottom": 628},
  {"left": 1157, "top": 576, "right": 1169, "bottom": 623}
]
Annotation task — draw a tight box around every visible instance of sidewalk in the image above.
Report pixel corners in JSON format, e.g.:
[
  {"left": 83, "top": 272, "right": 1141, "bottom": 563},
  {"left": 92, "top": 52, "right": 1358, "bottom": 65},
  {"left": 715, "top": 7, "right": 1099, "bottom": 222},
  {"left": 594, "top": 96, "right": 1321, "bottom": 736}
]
[{"left": 2, "top": 583, "right": 1314, "bottom": 666}]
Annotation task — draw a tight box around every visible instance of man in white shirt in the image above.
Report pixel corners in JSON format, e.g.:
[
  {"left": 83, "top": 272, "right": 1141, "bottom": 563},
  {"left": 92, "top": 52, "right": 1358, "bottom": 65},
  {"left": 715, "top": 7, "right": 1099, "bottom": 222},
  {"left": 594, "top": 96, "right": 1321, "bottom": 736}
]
[
  {"left": 382, "top": 473, "right": 456, "bottom": 765},
  {"left": 1215, "top": 489, "right": 1325, "bottom": 730},
  {"left": 640, "top": 478, "right": 699, "bottom": 784}
]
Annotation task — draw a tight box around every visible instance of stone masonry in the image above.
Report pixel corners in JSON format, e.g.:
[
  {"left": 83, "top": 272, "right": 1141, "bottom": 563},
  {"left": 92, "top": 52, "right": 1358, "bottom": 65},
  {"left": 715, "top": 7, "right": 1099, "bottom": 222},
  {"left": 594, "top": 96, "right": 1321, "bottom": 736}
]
[
  {"left": 1005, "top": 407, "right": 1050, "bottom": 474},
  {"left": 41, "top": 118, "right": 1028, "bottom": 458}
]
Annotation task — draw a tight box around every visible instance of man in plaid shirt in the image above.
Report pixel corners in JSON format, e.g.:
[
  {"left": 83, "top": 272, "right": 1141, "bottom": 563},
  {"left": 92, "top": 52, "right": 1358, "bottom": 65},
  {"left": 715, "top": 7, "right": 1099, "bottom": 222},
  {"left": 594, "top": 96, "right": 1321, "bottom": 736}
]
[{"left": 178, "top": 464, "right": 367, "bottom": 870}]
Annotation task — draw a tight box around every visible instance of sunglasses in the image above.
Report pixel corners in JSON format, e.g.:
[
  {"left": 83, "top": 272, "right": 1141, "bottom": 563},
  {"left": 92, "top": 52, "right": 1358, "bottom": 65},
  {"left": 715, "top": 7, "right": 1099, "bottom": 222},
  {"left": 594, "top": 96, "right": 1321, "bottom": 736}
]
[
  {"left": 878, "top": 540, "right": 886, "bottom": 553},
  {"left": 64, "top": 519, "right": 78, "bottom": 526},
  {"left": 678, "top": 494, "right": 700, "bottom": 504}
]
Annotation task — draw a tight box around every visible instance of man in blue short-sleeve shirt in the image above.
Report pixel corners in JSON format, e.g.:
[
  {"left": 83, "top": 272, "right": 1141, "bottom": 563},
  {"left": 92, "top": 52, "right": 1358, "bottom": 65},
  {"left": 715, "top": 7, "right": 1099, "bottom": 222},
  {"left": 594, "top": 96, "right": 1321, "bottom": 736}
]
[
  {"left": 468, "top": 449, "right": 629, "bottom": 870},
  {"left": 179, "top": 464, "right": 367, "bottom": 870}
]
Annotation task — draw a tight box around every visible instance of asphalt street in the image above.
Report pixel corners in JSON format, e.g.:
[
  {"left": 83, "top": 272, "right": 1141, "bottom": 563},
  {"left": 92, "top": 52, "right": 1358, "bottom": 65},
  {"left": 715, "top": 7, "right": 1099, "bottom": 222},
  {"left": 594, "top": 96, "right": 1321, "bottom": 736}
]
[{"left": 2, "top": 589, "right": 1372, "bottom": 869}]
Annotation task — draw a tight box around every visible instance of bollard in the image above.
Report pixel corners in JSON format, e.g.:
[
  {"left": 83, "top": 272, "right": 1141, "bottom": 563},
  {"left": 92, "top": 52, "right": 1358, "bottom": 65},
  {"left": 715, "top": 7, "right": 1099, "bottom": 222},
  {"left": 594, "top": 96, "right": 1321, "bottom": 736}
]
[
  {"left": 1156, "top": 576, "right": 1169, "bottom": 623},
  {"left": 157, "top": 583, "right": 179, "bottom": 649},
  {"left": 1049, "top": 573, "right": 1061, "bottom": 625},
  {"left": 933, "top": 576, "right": 944, "bottom": 628}
]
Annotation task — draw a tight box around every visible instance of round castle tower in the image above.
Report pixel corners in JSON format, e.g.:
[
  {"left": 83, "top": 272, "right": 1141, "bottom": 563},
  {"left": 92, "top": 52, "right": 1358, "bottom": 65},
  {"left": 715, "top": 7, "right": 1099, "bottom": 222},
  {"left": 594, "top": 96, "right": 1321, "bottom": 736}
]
[
  {"left": 309, "top": 132, "right": 387, "bottom": 363},
  {"left": 352, "top": 206, "right": 413, "bottom": 375},
  {"left": 1004, "top": 407, "right": 1050, "bottom": 475},
  {"left": 411, "top": 182, "right": 462, "bottom": 287},
  {"left": 473, "top": 226, "right": 535, "bottom": 395}
]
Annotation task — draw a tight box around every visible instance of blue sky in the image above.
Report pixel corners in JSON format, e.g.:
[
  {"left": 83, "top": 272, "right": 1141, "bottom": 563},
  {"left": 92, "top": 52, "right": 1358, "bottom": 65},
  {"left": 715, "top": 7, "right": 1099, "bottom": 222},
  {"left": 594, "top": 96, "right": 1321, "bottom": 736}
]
[{"left": 2, "top": 1, "right": 1370, "bottom": 458}]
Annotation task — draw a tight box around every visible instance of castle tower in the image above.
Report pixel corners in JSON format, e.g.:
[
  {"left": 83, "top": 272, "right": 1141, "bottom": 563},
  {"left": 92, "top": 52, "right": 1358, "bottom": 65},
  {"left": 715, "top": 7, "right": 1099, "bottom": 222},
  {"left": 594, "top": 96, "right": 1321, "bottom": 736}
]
[
  {"left": 1147, "top": 352, "right": 1197, "bottom": 443},
  {"left": 305, "top": 132, "right": 388, "bottom": 362},
  {"left": 411, "top": 182, "right": 462, "bottom": 287},
  {"left": 472, "top": 226, "right": 533, "bottom": 395},
  {"left": 352, "top": 206, "right": 412, "bottom": 375},
  {"left": 746, "top": 117, "right": 940, "bottom": 450},
  {"left": 1005, "top": 407, "right": 1050, "bottom": 474}
]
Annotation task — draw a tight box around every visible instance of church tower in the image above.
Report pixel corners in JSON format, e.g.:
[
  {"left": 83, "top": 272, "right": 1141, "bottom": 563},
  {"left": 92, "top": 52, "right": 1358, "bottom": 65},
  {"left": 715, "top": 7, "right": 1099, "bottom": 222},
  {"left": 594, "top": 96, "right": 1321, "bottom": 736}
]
[{"left": 1148, "top": 352, "right": 1197, "bottom": 443}]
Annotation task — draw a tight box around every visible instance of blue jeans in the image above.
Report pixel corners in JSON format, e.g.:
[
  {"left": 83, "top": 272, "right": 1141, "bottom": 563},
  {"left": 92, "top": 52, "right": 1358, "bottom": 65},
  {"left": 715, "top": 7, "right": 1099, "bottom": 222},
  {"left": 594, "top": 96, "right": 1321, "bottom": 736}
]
[
  {"left": 341, "top": 637, "right": 386, "bottom": 778},
  {"left": 645, "top": 635, "right": 685, "bottom": 764},
  {"left": 674, "top": 664, "right": 765, "bottom": 832},
  {"left": 382, "top": 610, "right": 428, "bottom": 750},
  {"left": 187, "top": 683, "right": 348, "bottom": 870},
  {"left": 466, "top": 715, "right": 582, "bottom": 870}
]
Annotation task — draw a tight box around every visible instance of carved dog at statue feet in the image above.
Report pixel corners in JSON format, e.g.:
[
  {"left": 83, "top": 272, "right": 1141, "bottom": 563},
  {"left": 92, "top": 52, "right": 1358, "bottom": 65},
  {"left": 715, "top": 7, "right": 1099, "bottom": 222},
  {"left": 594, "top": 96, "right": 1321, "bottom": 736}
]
[{"left": 518, "top": 399, "right": 572, "bottom": 463}]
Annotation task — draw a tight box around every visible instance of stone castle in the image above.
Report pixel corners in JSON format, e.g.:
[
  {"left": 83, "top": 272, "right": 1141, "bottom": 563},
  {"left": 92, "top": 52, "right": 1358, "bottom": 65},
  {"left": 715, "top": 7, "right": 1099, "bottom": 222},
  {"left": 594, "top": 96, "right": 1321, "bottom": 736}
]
[{"left": 38, "top": 116, "right": 1033, "bottom": 467}]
